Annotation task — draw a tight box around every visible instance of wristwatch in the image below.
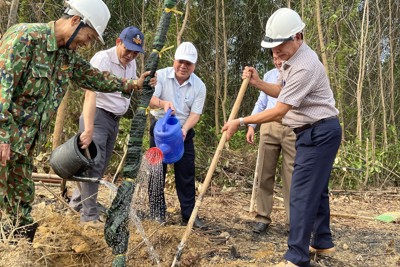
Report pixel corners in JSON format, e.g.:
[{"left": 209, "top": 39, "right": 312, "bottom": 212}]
[{"left": 239, "top": 117, "right": 246, "bottom": 127}]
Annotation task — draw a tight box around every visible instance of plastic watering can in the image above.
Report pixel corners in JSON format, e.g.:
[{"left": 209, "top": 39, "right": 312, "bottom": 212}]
[
  {"left": 50, "top": 133, "right": 100, "bottom": 180},
  {"left": 154, "top": 108, "right": 184, "bottom": 164}
]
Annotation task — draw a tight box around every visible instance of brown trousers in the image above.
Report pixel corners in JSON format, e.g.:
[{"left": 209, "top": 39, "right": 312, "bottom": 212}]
[{"left": 251, "top": 121, "right": 296, "bottom": 225}]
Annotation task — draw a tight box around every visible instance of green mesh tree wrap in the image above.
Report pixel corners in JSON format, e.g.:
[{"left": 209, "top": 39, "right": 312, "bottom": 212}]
[{"left": 104, "top": 1, "right": 177, "bottom": 266}]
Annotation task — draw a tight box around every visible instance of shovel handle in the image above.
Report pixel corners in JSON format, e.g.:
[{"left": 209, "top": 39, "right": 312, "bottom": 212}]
[{"left": 171, "top": 77, "right": 250, "bottom": 267}]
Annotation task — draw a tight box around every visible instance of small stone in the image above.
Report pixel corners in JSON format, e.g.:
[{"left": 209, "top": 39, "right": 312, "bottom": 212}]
[{"left": 72, "top": 242, "right": 90, "bottom": 253}]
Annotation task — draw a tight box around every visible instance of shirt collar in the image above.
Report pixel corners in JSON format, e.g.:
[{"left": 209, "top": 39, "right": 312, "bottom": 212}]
[
  {"left": 167, "top": 67, "right": 193, "bottom": 86},
  {"left": 282, "top": 42, "right": 307, "bottom": 70},
  {"left": 110, "top": 46, "right": 134, "bottom": 69},
  {"left": 47, "top": 21, "right": 59, "bottom": 52},
  {"left": 110, "top": 46, "right": 120, "bottom": 65}
]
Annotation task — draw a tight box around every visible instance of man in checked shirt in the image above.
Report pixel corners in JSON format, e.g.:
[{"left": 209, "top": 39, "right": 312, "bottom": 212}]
[{"left": 223, "top": 7, "right": 341, "bottom": 267}]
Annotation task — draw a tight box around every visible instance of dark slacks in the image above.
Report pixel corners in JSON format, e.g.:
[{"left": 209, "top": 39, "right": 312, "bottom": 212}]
[
  {"left": 284, "top": 118, "right": 342, "bottom": 267},
  {"left": 149, "top": 121, "right": 196, "bottom": 221},
  {"left": 69, "top": 108, "right": 119, "bottom": 222}
]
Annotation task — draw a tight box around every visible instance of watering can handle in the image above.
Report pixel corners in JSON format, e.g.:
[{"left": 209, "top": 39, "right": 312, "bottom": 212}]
[
  {"left": 162, "top": 108, "right": 173, "bottom": 131},
  {"left": 84, "top": 148, "right": 91, "bottom": 159}
]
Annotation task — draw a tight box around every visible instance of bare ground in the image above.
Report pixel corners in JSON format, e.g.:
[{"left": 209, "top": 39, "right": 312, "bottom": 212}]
[{"left": 0, "top": 181, "right": 399, "bottom": 267}]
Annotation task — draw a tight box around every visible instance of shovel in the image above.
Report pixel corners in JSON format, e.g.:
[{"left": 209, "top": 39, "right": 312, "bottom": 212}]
[{"left": 170, "top": 77, "right": 250, "bottom": 267}]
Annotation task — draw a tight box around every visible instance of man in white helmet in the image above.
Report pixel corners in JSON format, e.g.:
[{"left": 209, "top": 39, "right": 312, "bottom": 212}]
[
  {"left": 148, "top": 42, "right": 207, "bottom": 228},
  {"left": 0, "top": 0, "right": 153, "bottom": 242},
  {"left": 222, "top": 8, "right": 341, "bottom": 267}
]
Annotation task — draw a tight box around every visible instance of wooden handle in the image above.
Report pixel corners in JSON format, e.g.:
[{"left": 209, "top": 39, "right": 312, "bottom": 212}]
[
  {"left": 171, "top": 77, "right": 250, "bottom": 267},
  {"left": 84, "top": 148, "right": 91, "bottom": 159}
]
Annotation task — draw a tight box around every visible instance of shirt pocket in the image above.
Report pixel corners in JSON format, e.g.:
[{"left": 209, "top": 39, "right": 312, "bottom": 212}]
[
  {"left": 184, "top": 90, "right": 194, "bottom": 110},
  {"left": 31, "top": 63, "right": 52, "bottom": 80},
  {"left": 27, "top": 63, "right": 51, "bottom": 113},
  {"left": 29, "top": 63, "right": 51, "bottom": 95}
]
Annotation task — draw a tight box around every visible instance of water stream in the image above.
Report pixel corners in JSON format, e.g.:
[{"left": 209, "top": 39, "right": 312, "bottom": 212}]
[{"left": 100, "top": 153, "right": 164, "bottom": 267}]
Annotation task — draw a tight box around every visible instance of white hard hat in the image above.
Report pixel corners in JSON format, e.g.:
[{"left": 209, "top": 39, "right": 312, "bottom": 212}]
[
  {"left": 64, "top": 0, "right": 111, "bottom": 44},
  {"left": 174, "top": 42, "right": 198, "bottom": 64},
  {"left": 261, "top": 8, "right": 305, "bottom": 48}
]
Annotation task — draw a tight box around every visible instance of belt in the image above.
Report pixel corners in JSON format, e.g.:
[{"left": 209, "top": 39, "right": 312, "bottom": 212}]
[
  {"left": 293, "top": 116, "right": 338, "bottom": 134},
  {"left": 98, "top": 108, "right": 121, "bottom": 120}
]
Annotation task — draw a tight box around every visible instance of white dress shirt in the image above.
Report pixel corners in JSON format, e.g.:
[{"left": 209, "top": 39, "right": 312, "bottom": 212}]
[
  {"left": 90, "top": 46, "right": 137, "bottom": 116},
  {"left": 151, "top": 67, "right": 206, "bottom": 126},
  {"left": 248, "top": 68, "right": 279, "bottom": 129}
]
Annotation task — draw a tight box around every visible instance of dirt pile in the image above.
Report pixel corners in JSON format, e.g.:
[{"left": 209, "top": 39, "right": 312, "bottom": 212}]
[{"left": 0, "top": 183, "right": 399, "bottom": 267}]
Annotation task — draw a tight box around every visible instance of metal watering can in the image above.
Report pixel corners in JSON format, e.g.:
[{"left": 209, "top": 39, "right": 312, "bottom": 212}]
[
  {"left": 154, "top": 108, "right": 184, "bottom": 164},
  {"left": 50, "top": 133, "right": 101, "bottom": 183}
]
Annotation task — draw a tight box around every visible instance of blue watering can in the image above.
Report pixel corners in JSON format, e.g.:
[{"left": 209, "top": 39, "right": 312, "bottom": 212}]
[{"left": 154, "top": 108, "right": 184, "bottom": 164}]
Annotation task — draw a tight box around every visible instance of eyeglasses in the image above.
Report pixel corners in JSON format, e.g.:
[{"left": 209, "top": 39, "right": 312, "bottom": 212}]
[
  {"left": 177, "top": 60, "right": 194, "bottom": 66},
  {"left": 263, "top": 35, "right": 294, "bottom": 43}
]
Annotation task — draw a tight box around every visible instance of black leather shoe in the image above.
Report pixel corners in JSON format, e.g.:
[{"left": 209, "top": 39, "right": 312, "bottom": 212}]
[
  {"left": 253, "top": 222, "right": 268, "bottom": 234},
  {"left": 182, "top": 216, "right": 206, "bottom": 229}
]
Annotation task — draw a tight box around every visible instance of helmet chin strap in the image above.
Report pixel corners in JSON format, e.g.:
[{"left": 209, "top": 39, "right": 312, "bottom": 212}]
[
  {"left": 263, "top": 35, "right": 294, "bottom": 43},
  {"left": 66, "top": 20, "right": 85, "bottom": 49}
]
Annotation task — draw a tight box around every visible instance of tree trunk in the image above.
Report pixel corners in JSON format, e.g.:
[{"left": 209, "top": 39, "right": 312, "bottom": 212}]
[
  {"left": 300, "top": 0, "right": 305, "bottom": 41},
  {"left": 214, "top": 0, "right": 220, "bottom": 135},
  {"left": 388, "top": 0, "right": 397, "bottom": 144},
  {"left": 315, "top": 0, "right": 329, "bottom": 76},
  {"left": 221, "top": 0, "right": 228, "bottom": 125},
  {"left": 356, "top": 0, "right": 369, "bottom": 142},
  {"left": 139, "top": 0, "right": 145, "bottom": 73},
  {"left": 7, "top": 0, "right": 19, "bottom": 28},
  {"left": 177, "top": 0, "right": 190, "bottom": 45},
  {"left": 376, "top": 0, "right": 388, "bottom": 149}
]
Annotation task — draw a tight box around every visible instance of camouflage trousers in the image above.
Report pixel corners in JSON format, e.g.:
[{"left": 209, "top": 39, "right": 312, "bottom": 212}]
[{"left": 0, "top": 153, "right": 35, "bottom": 226}]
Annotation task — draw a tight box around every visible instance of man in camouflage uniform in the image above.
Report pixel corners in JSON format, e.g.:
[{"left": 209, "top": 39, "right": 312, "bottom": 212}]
[{"left": 0, "top": 0, "right": 152, "bottom": 242}]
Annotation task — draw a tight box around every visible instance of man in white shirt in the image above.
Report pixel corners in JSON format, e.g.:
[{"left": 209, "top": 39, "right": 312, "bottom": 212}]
[
  {"left": 148, "top": 42, "right": 207, "bottom": 228},
  {"left": 247, "top": 51, "right": 296, "bottom": 234},
  {"left": 69, "top": 26, "right": 156, "bottom": 227}
]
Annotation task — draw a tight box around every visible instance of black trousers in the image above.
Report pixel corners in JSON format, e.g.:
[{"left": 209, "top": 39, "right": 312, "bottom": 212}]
[
  {"left": 149, "top": 120, "right": 196, "bottom": 220},
  {"left": 284, "top": 117, "right": 342, "bottom": 266}
]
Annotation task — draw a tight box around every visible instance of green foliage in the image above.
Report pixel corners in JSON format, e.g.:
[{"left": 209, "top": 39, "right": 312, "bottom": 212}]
[
  {"left": 223, "top": 129, "right": 247, "bottom": 150},
  {"left": 9, "top": 0, "right": 400, "bottom": 190},
  {"left": 18, "top": 0, "right": 63, "bottom": 23},
  {"left": 331, "top": 131, "right": 400, "bottom": 189}
]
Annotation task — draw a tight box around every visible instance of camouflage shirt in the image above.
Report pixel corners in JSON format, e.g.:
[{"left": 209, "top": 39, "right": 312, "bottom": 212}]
[{"left": 0, "top": 22, "right": 134, "bottom": 156}]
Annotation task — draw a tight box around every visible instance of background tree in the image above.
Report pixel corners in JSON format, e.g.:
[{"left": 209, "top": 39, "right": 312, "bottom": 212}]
[{"left": 2, "top": 0, "right": 399, "bottom": 189}]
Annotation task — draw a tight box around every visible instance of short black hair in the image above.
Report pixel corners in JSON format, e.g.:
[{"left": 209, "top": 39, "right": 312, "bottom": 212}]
[
  {"left": 61, "top": 14, "right": 91, "bottom": 28},
  {"left": 61, "top": 14, "right": 74, "bottom": 19}
]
